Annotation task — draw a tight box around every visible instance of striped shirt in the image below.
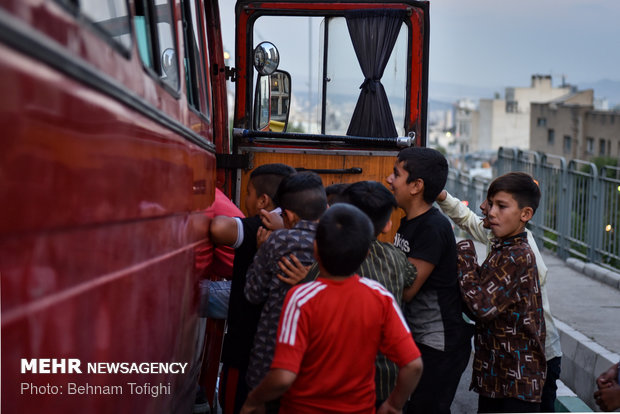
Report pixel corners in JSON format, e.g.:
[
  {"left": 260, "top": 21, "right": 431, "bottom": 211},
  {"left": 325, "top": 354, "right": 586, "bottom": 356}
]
[{"left": 306, "top": 239, "right": 417, "bottom": 401}]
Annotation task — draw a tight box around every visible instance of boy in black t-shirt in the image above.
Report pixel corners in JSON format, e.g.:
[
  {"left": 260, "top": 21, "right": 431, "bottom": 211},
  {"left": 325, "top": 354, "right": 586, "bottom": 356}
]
[
  {"left": 209, "top": 163, "right": 295, "bottom": 414},
  {"left": 386, "top": 147, "right": 472, "bottom": 414}
]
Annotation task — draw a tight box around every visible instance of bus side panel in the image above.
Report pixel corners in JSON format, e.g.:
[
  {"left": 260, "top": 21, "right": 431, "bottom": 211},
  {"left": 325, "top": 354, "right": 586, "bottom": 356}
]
[
  {"left": 0, "top": 29, "right": 215, "bottom": 414},
  {"left": 2, "top": 232, "right": 201, "bottom": 413}
]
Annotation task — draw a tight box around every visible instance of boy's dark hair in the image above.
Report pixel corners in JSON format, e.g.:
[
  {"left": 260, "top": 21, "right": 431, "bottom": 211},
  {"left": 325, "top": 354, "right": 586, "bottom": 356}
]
[
  {"left": 249, "top": 163, "right": 296, "bottom": 201},
  {"left": 342, "top": 181, "right": 396, "bottom": 237},
  {"left": 275, "top": 171, "right": 327, "bottom": 220},
  {"left": 316, "top": 204, "right": 373, "bottom": 276},
  {"left": 325, "top": 183, "right": 350, "bottom": 205},
  {"left": 397, "top": 147, "right": 448, "bottom": 204},
  {"left": 487, "top": 172, "right": 541, "bottom": 213}
]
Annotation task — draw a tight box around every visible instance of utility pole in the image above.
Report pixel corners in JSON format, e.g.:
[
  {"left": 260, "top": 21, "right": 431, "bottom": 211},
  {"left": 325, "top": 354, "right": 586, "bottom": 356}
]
[{"left": 308, "top": 17, "right": 312, "bottom": 131}]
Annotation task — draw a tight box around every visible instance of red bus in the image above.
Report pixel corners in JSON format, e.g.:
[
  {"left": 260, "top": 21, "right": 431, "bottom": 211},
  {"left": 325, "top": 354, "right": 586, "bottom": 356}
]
[{"left": 1, "top": 0, "right": 428, "bottom": 412}]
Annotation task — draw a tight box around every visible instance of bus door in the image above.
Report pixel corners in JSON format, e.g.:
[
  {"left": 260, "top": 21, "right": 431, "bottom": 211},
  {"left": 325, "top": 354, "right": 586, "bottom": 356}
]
[{"left": 228, "top": 0, "right": 429, "bottom": 242}]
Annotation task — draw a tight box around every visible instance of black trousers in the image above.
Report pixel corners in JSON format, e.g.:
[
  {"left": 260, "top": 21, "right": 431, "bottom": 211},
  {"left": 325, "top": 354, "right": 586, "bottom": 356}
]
[
  {"left": 541, "top": 356, "right": 562, "bottom": 412},
  {"left": 478, "top": 395, "right": 540, "bottom": 413},
  {"left": 219, "top": 365, "right": 279, "bottom": 414},
  {"left": 219, "top": 365, "right": 250, "bottom": 414},
  {"left": 405, "top": 331, "right": 472, "bottom": 414}
]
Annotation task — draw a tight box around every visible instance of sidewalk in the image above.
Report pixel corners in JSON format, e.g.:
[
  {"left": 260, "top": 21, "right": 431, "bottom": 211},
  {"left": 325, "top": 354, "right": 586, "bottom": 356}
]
[
  {"left": 457, "top": 239, "right": 620, "bottom": 412},
  {"left": 544, "top": 251, "right": 620, "bottom": 411}
]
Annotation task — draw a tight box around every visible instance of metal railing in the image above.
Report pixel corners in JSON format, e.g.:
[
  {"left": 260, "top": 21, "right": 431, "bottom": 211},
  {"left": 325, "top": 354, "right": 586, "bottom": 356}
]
[{"left": 447, "top": 147, "right": 620, "bottom": 271}]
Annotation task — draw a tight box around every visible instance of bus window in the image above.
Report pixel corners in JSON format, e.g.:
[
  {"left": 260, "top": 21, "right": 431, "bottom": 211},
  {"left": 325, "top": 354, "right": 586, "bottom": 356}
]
[
  {"left": 196, "top": 2, "right": 213, "bottom": 121},
  {"left": 154, "top": 0, "right": 178, "bottom": 89},
  {"left": 134, "top": 0, "right": 179, "bottom": 90},
  {"left": 181, "top": 0, "right": 211, "bottom": 119},
  {"left": 80, "top": 0, "right": 132, "bottom": 50},
  {"left": 252, "top": 13, "right": 408, "bottom": 137},
  {"left": 324, "top": 16, "right": 407, "bottom": 136}
]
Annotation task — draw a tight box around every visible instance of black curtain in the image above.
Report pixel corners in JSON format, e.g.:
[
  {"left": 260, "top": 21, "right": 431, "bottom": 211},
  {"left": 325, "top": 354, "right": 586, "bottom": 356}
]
[{"left": 345, "top": 9, "right": 405, "bottom": 138}]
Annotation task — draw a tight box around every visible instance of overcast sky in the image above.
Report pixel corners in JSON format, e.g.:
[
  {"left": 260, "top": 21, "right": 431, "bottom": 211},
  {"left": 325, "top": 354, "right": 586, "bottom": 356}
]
[{"left": 218, "top": 0, "right": 620, "bottom": 90}]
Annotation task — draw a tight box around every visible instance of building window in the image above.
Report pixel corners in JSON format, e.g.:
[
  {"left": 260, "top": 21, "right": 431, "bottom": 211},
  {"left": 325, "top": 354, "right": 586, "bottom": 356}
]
[
  {"left": 563, "top": 135, "right": 571, "bottom": 153},
  {"left": 547, "top": 129, "right": 555, "bottom": 146},
  {"left": 586, "top": 137, "right": 594, "bottom": 154},
  {"left": 599, "top": 138, "right": 606, "bottom": 156},
  {"left": 506, "top": 101, "right": 518, "bottom": 113},
  {"left": 537, "top": 117, "right": 547, "bottom": 127}
]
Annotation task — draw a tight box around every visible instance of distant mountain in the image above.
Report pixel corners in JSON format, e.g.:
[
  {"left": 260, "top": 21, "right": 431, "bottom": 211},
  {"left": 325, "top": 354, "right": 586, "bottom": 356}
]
[
  {"left": 429, "top": 81, "right": 500, "bottom": 104},
  {"left": 428, "top": 99, "right": 453, "bottom": 112},
  {"left": 291, "top": 79, "right": 620, "bottom": 113},
  {"left": 429, "top": 79, "right": 620, "bottom": 109},
  {"left": 577, "top": 79, "right": 620, "bottom": 107}
]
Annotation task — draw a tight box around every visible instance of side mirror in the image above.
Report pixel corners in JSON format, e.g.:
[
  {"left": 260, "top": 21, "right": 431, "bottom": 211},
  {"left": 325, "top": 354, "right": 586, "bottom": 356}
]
[
  {"left": 161, "top": 48, "right": 178, "bottom": 86},
  {"left": 253, "top": 70, "right": 291, "bottom": 132},
  {"left": 253, "top": 41, "right": 279, "bottom": 75}
]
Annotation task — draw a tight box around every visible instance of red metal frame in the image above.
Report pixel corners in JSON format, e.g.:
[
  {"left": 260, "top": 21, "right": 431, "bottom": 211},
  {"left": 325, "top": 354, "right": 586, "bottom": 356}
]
[
  {"left": 204, "top": 0, "right": 235, "bottom": 194},
  {"left": 233, "top": 1, "right": 429, "bottom": 146}
]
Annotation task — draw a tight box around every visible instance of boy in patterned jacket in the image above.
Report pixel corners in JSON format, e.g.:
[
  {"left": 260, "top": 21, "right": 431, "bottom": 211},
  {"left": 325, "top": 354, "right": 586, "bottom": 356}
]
[{"left": 457, "top": 172, "right": 546, "bottom": 413}]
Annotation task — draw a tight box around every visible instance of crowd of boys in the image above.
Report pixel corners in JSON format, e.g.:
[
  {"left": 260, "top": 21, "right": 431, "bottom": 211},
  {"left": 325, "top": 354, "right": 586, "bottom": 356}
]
[{"left": 203, "top": 147, "right": 600, "bottom": 413}]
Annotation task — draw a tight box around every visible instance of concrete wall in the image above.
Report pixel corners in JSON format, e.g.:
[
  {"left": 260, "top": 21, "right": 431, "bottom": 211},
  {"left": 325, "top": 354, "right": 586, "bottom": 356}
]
[
  {"left": 491, "top": 109, "right": 530, "bottom": 149},
  {"left": 583, "top": 111, "right": 620, "bottom": 159},
  {"left": 512, "top": 79, "right": 571, "bottom": 115},
  {"left": 530, "top": 104, "right": 587, "bottom": 158},
  {"left": 556, "top": 320, "right": 620, "bottom": 411},
  {"left": 475, "top": 99, "right": 495, "bottom": 151}
]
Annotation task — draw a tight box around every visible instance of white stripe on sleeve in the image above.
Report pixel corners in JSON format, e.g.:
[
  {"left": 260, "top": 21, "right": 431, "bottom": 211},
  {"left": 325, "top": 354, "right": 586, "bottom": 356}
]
[
  {"left": 230, "top": 217, "right": 244, "bottom": 249},
  {"left": 359, "top": 278, "right": 410, "bottom": 333},
  {"left": 279, "top": 282, "right": 326, "bottom": 345}
]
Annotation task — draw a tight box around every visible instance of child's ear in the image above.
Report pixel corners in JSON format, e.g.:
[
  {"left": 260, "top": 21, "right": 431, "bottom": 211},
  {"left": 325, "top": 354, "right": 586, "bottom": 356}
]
[
  {"left": 410, "top": 178, "right": 424, "bottom": 196},
  {"left": 381, "top": 219, "right": 393, "bottom": 235},
  {"left": 313, "top": 240, "right": 320, "bottom": 261},
  {"left": 282, "top": 209, "right": 300, "bottom": 228},
  {"left": 520, "top": 206, "right": 534, "bottom": 223},
  {"left": 257, "top": 193, "right": 270, "bottom": 210}
]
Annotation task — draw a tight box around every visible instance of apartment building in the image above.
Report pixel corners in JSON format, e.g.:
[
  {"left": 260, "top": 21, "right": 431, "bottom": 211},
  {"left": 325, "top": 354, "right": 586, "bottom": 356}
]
[
  {"left": 466, "top": 75, "right": 573, "bottom": 152},
  {"left": 530, "top": 89, "right": 620, "bottom": 161}
]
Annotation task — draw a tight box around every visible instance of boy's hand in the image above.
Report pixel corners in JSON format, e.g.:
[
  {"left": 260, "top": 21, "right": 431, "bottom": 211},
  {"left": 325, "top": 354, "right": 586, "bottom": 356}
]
[
  {"left": 597, "top": 363, "right": 619, "bottom": 389},
  {"left": 436, "top": 189, "right": 447, "bottom": 202},
  {"left": 479, "top": 199, "right": 491, "bottom": 229},
  {"left": 256, "top": 227, "right": 272, "bottom": 248},
  {"left": 594, "top": 383, "right": 620, "bottom": 412},
  {"left": 277, "top": 254, "right": 310, "bottom": 285},
  {"left": 377, "top": 400, "right": 400, "bottom": 414},
  {"left": 260, "top": 208, "right": 284, "bottom": 230},
  {"left": 239, "top": 398, "right": 265, "bottom": 414}
]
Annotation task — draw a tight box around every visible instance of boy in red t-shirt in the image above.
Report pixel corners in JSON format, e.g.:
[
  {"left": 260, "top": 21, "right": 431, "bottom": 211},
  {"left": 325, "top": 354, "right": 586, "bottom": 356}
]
[{"left": 240, "top": 204, "right": 423, "bottom": 414}]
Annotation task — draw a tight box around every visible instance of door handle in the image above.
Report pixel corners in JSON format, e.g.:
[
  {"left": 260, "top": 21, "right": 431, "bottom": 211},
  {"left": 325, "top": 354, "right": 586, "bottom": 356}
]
[{"left": 295, "top": 167, "right": 362, "bottom": 174}]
